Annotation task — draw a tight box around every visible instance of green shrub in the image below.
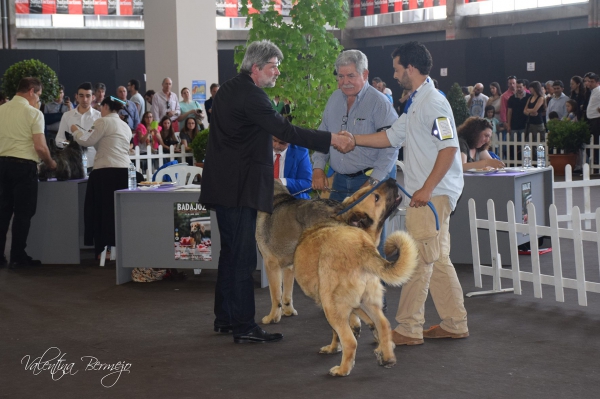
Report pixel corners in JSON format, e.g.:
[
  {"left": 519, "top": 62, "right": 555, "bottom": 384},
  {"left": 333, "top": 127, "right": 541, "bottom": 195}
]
[
  {"left": 2, "top": 59, "right": 60, "bottom": 104},
  {"left": 546, "top": 119, "right": 590, "bottom": 154},
  {"left": 190, "top": 128, "right": 210, "bottom": 163},
  {"left": 446, "top": 82, "right": 470, "bottom": 128}
]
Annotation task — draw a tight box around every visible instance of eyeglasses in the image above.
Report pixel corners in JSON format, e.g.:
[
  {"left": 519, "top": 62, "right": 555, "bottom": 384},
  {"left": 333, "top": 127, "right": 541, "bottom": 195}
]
[
  {"left": 341, "top": 115, "right": 348, "bottom": 131},
  {"left": 507, "top": 76, "right": 517, "bottom": 80}
]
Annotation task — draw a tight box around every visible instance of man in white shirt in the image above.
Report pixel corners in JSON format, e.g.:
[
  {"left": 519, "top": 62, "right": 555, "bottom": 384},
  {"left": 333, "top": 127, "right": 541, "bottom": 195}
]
[
  {"left": 547, "top": 80, "right": 569, "bottom": 122},
  {"left": 127, "top": 79, "right": 145, "bottom": 120},
  {"left": 467, "top": 83, "right": 489, "bottom": 118},
  {"left": 339, "top": 41, "right": 469, "bottom": 346},
  {"left": 151, "top": 77, "right": 180, "bottom": 123},
  {"left": 56, "top": 82, "right": 101, "bottom": 168}
]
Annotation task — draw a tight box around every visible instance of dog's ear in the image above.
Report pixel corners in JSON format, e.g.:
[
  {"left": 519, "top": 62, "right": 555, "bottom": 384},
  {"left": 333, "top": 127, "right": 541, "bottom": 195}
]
[{"left": 346, "top": 211, "right": 373, "bottom": 229}]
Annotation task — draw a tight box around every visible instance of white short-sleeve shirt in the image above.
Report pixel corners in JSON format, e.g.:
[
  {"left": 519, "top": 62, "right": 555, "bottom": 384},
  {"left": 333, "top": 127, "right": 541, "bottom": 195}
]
[{"left": 386, "top": 77, "right": 464, "bottom": 209}]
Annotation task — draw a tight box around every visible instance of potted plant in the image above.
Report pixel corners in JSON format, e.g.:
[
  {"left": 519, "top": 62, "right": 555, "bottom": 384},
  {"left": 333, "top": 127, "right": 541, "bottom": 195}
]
[
  {"left": 2, "top": 59, "right": 60, "bottom": 104},
  {"left": 190, "top": 128, "right": 209, "bottom": 167},
  {"left": 546, "top": 119, "right": 590, "bottom": 175},
  {"left": 447, "top": 82, "right": 470, "bottom": 128}
]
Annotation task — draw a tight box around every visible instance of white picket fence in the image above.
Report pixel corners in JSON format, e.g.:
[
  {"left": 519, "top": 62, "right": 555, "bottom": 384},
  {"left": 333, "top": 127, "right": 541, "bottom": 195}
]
[
  {"left": 553, "top": 164, "right": 600, "bottom": 230},
  {"left": 129, "top": 145, "right": 195, "bottom": 181},
  {"left": 493, "top": 132, "right": 600, "bottom": 174},
  {"left": 468, "top": 198, "right": 600, "bottom": 306}
]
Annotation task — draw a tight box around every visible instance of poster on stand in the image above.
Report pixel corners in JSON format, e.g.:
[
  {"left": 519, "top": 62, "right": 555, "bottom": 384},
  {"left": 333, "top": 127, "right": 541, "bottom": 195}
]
[
  {"left": 174, "top": 203, "right": 212, "bottom": 261},
  {"left": 191, "top": 81, "right": 206, "bottom": 104}
]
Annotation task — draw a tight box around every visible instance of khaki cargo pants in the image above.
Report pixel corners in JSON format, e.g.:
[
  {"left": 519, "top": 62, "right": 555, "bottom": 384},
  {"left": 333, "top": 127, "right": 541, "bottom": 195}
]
[{"left": 394, "top": 195, "right": 468, "bottom": 338}]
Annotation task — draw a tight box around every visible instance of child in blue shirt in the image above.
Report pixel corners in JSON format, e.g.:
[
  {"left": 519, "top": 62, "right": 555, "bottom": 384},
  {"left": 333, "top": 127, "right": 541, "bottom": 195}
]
[{"left": 485, "top": 105, "right": 501, "bottom": 155}]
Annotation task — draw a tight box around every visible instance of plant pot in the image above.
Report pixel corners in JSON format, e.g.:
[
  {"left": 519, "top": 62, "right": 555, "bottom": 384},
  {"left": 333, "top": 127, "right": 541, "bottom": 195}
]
[
  {"left": 194, "top": 162, "right": 204, "bottom": 168},
  {"left": 548, "top": 153, "right": 577, "bottom": 176}
]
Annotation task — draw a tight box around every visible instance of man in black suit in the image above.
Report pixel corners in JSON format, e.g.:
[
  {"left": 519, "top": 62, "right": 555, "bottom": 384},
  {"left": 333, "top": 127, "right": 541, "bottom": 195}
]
[{"left": 200, "top": 40, "right": 353, "bottom": 344}]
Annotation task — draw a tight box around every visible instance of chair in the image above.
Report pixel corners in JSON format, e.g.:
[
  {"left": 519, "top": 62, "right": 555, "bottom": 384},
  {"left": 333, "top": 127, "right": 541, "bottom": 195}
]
[{"left": 154, "top": 164, "right": 203, "bottom": 186}]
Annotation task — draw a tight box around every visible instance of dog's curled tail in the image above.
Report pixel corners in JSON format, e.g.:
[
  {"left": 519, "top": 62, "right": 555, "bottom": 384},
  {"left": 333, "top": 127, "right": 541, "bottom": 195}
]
[{"left": 366, "top": 231, "right": 418, "bottom": 287}]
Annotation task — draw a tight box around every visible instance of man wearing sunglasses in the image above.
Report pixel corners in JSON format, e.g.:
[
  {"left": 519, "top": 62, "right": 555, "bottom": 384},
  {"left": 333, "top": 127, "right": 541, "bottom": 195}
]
[{"left": 151, "top": 77, "right": 181, "bottom": 124}]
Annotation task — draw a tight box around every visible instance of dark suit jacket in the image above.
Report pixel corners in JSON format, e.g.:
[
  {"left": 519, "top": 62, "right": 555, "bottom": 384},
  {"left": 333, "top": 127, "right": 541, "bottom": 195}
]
[
  {"left": 199, "top": 73, "right": 331, "bottom": 213},
  {"left": 282, "top": 144, "right": 312, "bottom": 199}
]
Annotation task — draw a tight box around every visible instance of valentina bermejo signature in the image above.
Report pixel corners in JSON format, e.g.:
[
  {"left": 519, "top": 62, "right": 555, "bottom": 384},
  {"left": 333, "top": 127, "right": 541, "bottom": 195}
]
[{"left": 21, "top": 347, "right": 132, "bottom": 388}]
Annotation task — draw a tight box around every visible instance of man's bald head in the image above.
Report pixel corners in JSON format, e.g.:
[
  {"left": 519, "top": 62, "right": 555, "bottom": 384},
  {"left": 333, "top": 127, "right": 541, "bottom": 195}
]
[
  {"left": 116, "top": 86, "right": 128, "bottom": 101},
  {"left": 473, "top": 83, "right": 484, "bottom": 95}
]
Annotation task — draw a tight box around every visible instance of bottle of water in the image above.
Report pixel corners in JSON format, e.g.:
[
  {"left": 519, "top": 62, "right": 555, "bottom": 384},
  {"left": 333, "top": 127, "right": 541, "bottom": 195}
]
[
  {"left": 537, "top": 144, "right": 546, "bottom": 168},
  {"left": 523, "top": 145, "right": 531, "bottom": 168},
  {"left": 128, "top": 162, "right": 137, "bottom": 190},
  {"left": 82, "top": 152, "right": 88, "bottom": 178}
]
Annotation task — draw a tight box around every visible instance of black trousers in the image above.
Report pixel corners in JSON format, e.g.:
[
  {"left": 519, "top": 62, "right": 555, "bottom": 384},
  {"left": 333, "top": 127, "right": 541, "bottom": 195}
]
[
  {"left": 213, "top": 205, "right": 258, "bottom": 335},
  {"left": 0, "top": 158, "right": 38, "bottom": 262}
]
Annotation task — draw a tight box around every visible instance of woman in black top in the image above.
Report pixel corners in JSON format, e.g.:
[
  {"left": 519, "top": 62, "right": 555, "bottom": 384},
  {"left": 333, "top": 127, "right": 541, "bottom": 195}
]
[
  {"left": 570, "top": 75, "right": 586, "bottom": 113},
  {"left": 523, "top": 81, "right": 546, "bottom": 138}
]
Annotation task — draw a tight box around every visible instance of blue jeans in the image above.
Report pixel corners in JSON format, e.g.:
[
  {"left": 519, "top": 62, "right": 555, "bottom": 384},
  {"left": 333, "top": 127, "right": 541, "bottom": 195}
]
[
  {"left": 213, "top": 205, "right": 258, "bottom": 335},
  {"left": 329, "top": 168, "right": 397, "bottom": 257},
  {"left": 0, "top": 158, "right": 38, "bottom": 262}
]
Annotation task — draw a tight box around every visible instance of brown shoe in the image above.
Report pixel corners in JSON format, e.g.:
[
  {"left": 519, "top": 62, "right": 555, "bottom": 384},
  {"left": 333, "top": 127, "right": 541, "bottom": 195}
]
[
  {"left": 423, "top": 325, "right": 469, "bottom": 339},
  {"left": 392, "top": 330, "right": 424, "bottom": 346}
]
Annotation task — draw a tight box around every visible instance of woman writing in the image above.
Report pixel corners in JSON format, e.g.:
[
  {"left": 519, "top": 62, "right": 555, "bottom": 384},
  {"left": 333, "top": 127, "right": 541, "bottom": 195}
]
[
  {"left": 458, "top": 117, "right": 505, "bottom": 171},
  {"left": 71, "top": 96, "right": 133, "bottom": 259},
  {"left": 523, "top": 81, "right": 546, "bottom": 138}
]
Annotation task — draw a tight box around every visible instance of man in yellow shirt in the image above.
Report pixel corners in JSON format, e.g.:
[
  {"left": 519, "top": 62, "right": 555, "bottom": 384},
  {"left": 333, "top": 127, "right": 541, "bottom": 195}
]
[{"left": 0, "top": 77, "right": 56, "bottom": 269}]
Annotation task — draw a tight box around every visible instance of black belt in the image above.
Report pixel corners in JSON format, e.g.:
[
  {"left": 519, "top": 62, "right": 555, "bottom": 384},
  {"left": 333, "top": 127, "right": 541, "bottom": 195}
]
[
  {"left": 0, "top": 156, "right": 37, "bottom": 165},
  {"left": 343, "top": 168, "right": 372, "bottom": 178}
]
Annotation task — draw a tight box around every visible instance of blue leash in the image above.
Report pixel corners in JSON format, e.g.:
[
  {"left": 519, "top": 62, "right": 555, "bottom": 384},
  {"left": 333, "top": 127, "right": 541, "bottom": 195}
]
[{"left": 335, "top": 180, "right": 440, "bottom": 231}]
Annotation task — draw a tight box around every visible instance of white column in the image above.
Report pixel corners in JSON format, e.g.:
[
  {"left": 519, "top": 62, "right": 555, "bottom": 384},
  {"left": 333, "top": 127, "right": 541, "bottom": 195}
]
[{"left": 144, "top": 0, "right": 219, "bottom": 102}]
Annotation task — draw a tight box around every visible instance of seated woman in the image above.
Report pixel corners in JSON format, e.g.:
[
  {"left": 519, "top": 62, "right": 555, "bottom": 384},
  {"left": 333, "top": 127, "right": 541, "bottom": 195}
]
[
  {"left": 458, "top": 117, "right": 505, "bottom": 171},
  {"left": 133, "top": 111, "right": 161, "bottom": 172},
  {"left": 179, "top": 116, "right": 199, "bottom": 166},
  {"left": 71, "top": 96, "right": 133, "bottom": 259},
  {"left": 155, "top": 115, "right": 179, "bottom": 162}
]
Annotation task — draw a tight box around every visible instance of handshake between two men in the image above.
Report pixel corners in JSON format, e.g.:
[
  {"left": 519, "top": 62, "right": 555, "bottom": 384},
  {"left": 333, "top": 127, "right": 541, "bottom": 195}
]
[{"left": 331, "top": 130, "right": 356, "bottom": 154}]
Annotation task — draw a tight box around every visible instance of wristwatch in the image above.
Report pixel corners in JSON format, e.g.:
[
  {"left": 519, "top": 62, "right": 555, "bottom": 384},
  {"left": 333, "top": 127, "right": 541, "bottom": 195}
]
[{"left": 368, "top": 177, "right": 380, "bottom": 186}]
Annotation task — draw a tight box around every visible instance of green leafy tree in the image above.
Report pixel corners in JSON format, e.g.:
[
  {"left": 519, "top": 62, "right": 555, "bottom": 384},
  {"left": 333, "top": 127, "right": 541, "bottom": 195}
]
[
  {"left": 446, "top": 82, "right": 470, "bottom": 128},
  {"left": 234, "top": 0, "right": 348, "bottom": 129},
  {"left": 2, "top": 59, "right": 60, "bottom": 104}
]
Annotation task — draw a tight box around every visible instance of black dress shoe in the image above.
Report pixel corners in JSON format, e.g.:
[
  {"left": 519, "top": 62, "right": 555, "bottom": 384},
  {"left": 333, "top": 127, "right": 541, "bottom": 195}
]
[
  {"left": 233, "top": 326, "right": 283, "bottom": 344},
  {"left": 9, "top": 256, "right": 42, "bottom": 270},
  {"left": 214, "top": 325, "right": 233, "bottom": 334}
]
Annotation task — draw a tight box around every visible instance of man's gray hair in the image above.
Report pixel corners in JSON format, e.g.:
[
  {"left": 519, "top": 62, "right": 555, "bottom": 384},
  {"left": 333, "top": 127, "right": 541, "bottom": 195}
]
[
  {"left": 335, "top": 50, "right": 368, "bottom": 75},
  {"left": 545, "top": 80, "right": 554, "bottom": 87},
  {"left": 240, "top": 40, "right": 284, "bottom": 74}
]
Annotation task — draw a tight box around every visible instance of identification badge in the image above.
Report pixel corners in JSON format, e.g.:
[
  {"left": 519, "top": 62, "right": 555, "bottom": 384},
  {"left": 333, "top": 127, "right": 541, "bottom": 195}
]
[{"left": 431, "top": 117, "right": 454, "bottom": 141}]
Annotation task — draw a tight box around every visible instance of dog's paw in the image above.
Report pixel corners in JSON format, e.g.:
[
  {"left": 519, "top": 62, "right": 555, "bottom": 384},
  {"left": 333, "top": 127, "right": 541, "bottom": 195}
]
[
  {"left": 374, "top": 349, "right": 396, "bottom": 368},
  {"left": 328, "top": 365, "right": 350, "bottom": 377},
  {"left": 261, "top": 313, "right": 281, "bottom": 325},
  {"left": 282, "top": 307, "right": 298, "bottom": 317},
  {"left": 319, "top": 344, "right": 341, "bottom": 354}
]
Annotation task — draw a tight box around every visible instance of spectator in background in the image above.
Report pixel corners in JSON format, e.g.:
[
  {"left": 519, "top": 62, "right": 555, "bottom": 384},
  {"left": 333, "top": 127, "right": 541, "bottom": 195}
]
[
  {"left": 43, "top": 84, "right": 73, "bottom": 139},
  {"left": 179, "top": 116, "right": 199, "bottom": 166},
  {"left": 204, "top": 83, "right": 219, "bottom": 124},
  {"left": 586, "top": 73, "right": 600, "bottom": 145},
  {"left": 397, "top": 88, "right": 410, "bottom": 116},
  {"left": 547, "top": 80, "right": 569, "bottom": 122},
  {"left": 378, "top": 81, "right": 393, "bottom": 103},
  {"left": 116, "top": 86, "right": 140, "bottom": 130},
  {"left": 500, "top": 75, "right": 517, "bottom": 128},
  {"left": 144, "top": 89, "right": 155, "bottom": 116},
  {"left": 523, "top": 81, "right": 546, "bottom": 139},
  {"left": 484, "top": 105, "right": 500, "bottom": 146},
  {"left": 270, "top": 95, "right": 284, "bottom": 113},
  {"left": 372, "top": 76, "right": 382, "bottom": 88},
  {"left": 151, "top": 77, "right": 180, "bottom": 127},
  {"left": 564, "top": 99, "right": 580, "bottom": 122},
  {"left": 156, "top": 115, "right": 178, "bottom": 155},
  {"left": 467, "top": 83, "right": 489, "bottom": 118},
  {"left": 91, "top": 82, "right": 106, "bottom": 111},
  {"left": 127, "top": 79, "right": 145, "bottom": 120},
  {"left": 462, "top": 86, "right": 470, "bottom": 103},
  {"left": 486, "top": 82, "right": 502, "bottom": 117},
  {"left": 133, "top": 111, "right": 160, "bottom": 168},
  {"left": 178, "top": 87, "right": 205, "bottom": 130},
  {"left": 506, "top": 79, "right": 530, "bottom": 137},
  {"left": 570, "top": 76, "right": 586, "bottom": 112}
]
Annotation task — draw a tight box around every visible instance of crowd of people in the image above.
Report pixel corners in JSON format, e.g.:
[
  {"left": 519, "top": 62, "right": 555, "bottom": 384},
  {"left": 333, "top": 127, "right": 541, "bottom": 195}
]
[{"left": 460, "top": 74, "right": 600, "bottom": 145}]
